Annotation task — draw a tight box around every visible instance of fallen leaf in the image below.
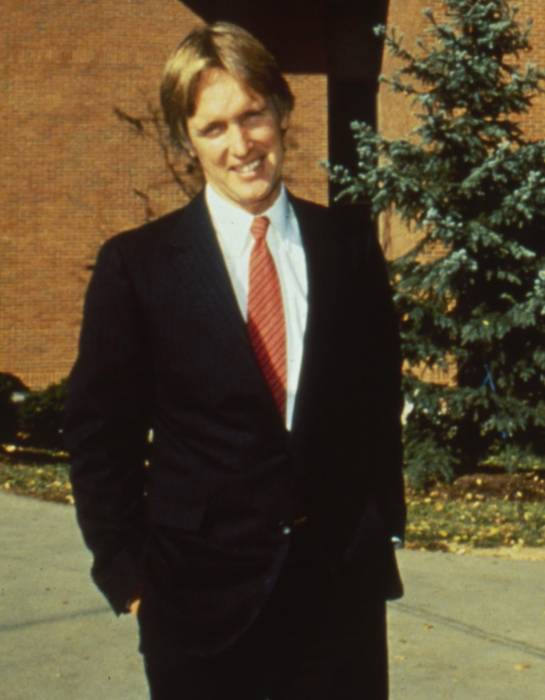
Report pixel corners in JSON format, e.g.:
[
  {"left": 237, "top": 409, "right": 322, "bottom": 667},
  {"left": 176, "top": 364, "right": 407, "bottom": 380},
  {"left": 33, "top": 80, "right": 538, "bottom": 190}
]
[{"left": 513, "top": 663, "right": 531, "bottom": 672}]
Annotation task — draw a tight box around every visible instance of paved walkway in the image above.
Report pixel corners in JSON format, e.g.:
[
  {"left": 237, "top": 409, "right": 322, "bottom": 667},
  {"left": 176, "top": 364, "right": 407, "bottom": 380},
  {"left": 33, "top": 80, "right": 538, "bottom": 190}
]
[{"left": 1, "top": 491, "right": 544, "bottom": 699}]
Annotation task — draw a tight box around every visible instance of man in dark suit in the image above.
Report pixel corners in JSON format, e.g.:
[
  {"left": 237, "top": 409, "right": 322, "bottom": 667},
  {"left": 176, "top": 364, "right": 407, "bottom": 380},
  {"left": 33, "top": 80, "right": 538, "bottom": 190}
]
[{"left": 65, "top": 21, "right": 405, "bottom": 700}]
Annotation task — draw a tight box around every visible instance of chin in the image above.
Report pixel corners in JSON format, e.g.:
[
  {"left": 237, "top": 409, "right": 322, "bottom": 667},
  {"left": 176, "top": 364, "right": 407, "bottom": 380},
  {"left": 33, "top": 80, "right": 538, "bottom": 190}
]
[{"left": 251, "top": 181, "right": 279, "bottom": 202}]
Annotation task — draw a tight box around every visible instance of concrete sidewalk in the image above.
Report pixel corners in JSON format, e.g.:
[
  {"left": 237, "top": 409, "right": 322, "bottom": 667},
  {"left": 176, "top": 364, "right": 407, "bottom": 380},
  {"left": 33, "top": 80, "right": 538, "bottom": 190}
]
[{"left": 1, "top": 491, "right": 544, "bottom": 699}]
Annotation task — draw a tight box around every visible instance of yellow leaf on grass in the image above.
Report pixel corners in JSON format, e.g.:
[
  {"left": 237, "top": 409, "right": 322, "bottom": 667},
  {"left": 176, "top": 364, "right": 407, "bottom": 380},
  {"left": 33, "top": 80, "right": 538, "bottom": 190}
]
[{"left": 513, "top": 663, "right": 531, "bottom": 671}]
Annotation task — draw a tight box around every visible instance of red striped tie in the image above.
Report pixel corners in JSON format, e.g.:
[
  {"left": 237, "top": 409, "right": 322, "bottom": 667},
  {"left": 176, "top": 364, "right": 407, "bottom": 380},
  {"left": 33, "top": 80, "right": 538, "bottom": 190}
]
[{"left": 247, "top": 216, "right": 287, "bottom": 416}]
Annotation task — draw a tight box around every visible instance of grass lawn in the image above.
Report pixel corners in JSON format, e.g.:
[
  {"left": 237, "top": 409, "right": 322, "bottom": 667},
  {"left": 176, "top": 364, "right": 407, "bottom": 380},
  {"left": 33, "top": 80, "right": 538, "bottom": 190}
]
[
  {"left": 0, "top": 447, "right": 74, "bottom": 503},
  {"left": 406, "top": 472, "right": 545, "bottom": 551},
  {"left": 2, "top": 446, "right": 545, "bottom": 552}
]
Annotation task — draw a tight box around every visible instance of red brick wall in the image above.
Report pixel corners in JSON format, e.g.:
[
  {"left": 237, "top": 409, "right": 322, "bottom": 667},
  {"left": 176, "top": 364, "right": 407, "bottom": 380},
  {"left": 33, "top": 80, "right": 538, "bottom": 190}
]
[
  {"left": 0, "top": 1, "right": 327, "bottom": 388},
  {"left": 284, "top": 74, "right": 329, "bottom": 203},
  {"left": 378, "top": 0, "right": 435, "bottom": 259},
  {"left": 518, "top": 0, "right": 545, "bottom": 139}
]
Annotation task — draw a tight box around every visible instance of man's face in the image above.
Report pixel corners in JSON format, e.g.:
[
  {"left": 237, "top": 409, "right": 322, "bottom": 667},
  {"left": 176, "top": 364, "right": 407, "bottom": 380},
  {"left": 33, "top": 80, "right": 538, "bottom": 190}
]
[{"left": 186, "top": 68, "right": 289, "bottom": 214}]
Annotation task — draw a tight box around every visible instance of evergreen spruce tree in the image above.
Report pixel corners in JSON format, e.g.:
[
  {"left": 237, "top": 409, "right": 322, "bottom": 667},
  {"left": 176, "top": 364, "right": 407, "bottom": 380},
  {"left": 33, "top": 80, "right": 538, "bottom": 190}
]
[{"left": 332, "top": 0, "right": 545, "bottom": 485}]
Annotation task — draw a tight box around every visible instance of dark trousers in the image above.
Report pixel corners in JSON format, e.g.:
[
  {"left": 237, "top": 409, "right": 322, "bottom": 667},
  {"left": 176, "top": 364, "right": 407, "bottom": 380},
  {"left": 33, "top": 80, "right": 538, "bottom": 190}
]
[{"left": 141, "top": 529, "right": 388, "bottom": 700}]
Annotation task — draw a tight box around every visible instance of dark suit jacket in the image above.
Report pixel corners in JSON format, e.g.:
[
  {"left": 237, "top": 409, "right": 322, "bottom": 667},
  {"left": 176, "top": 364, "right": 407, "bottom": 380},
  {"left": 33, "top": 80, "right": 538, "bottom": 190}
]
[{"left": 64, "top": 191, "right": 405, "bottom": 656}]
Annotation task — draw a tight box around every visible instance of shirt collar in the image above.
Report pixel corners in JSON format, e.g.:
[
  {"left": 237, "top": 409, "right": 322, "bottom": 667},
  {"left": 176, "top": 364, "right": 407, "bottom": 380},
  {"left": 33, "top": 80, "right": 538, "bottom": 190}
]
[{"left": 205, "top": 183, "right": 291, "bottom": 253}]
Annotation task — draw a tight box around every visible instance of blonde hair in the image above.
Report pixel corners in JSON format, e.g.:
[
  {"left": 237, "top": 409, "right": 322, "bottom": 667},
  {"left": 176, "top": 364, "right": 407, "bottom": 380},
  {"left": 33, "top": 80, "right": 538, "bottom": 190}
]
[{"left": 160, "top": 22, "right": 294, "bottom": 149}]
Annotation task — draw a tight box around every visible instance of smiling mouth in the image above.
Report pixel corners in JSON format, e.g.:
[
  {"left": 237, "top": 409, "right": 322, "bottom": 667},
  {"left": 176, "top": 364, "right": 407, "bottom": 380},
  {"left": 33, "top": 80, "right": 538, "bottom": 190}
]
[{"left": 232, "top": 158, "right": 263, "bottom": 175}]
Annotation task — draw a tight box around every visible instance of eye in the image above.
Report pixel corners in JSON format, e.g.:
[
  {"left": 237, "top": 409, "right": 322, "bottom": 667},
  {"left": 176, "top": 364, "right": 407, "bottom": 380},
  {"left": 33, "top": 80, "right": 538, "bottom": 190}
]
[
  {"left": 242, "top": 109, "right": 266, "bottom": 125},
  {"left": 200, "top": 122, "right": 224, "bottom": 138}
]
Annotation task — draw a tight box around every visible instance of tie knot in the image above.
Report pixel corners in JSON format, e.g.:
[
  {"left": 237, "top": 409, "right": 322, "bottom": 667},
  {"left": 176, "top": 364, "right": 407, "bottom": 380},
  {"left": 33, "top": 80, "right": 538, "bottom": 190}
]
[{"left": 250, "top": 216, "right": 270, "bottom": 242}]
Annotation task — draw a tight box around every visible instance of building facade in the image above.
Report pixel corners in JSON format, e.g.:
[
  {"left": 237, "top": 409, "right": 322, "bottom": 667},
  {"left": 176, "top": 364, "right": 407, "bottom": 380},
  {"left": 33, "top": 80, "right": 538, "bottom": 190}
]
[{"left": 1, "top": 0, "right": 544, "bottom": 388}]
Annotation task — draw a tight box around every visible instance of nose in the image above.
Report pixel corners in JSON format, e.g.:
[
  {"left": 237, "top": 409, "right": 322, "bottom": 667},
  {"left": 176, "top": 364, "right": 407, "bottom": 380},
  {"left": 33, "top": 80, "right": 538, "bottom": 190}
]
[{"left": 229, "top": 124, "right": 252, "bottom": 157}]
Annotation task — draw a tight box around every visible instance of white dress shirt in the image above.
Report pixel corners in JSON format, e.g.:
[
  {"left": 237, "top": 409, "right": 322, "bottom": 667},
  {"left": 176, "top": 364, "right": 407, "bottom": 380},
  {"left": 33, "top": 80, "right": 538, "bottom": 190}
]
[{"left": 205, "top": 183, "right": 308, "bottom": 430}]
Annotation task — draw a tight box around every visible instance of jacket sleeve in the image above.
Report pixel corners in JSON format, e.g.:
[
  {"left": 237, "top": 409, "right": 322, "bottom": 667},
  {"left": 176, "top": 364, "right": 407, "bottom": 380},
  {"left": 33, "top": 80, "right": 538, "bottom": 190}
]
[
  {"left": 64, "top": 236, "right": 150, "bottom": 614},
  {"left": 362, "top": 229, "right": 406, "bottom": 541}
]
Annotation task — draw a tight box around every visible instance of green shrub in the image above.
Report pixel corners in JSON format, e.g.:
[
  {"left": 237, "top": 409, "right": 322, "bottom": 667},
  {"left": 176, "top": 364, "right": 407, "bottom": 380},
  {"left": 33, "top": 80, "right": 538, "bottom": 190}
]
[
  {"left": 18, "top": 379, "right": 68, "bottom": 450},
  {"left": 0, "top": 373, "right": 29, "bottom": 444}
]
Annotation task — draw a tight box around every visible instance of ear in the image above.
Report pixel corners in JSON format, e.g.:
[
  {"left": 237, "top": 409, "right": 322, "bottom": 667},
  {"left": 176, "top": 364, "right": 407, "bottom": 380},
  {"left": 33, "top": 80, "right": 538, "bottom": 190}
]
[{"left": 280, "top": 110, "right": 290, "bottom": 132}]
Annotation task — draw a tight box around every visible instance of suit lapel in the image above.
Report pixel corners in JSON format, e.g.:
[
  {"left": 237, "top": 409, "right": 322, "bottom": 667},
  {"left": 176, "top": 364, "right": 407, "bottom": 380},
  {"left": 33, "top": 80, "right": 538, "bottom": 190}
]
[
  {"left": 290, "top": 196, "right": 341, "bottom": 432},
  {"left": 166, "top": 192, "right": 248, "bottom": 346},
  {"left": 165, "top": 193, "right": 285, "bottom": 427}
]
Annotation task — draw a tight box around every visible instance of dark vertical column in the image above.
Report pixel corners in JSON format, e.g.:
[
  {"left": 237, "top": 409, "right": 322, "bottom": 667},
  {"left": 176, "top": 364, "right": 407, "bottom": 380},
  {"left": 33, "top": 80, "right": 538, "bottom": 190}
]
[
  {"left": 328, "top": 78, "right": 376, "bottom": 175},
  {"left": 326, "top": 0, "right": 389, "bottom": 206},
  {"left": 179, "top": 0, "right": 328, "bottom": 73}
]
